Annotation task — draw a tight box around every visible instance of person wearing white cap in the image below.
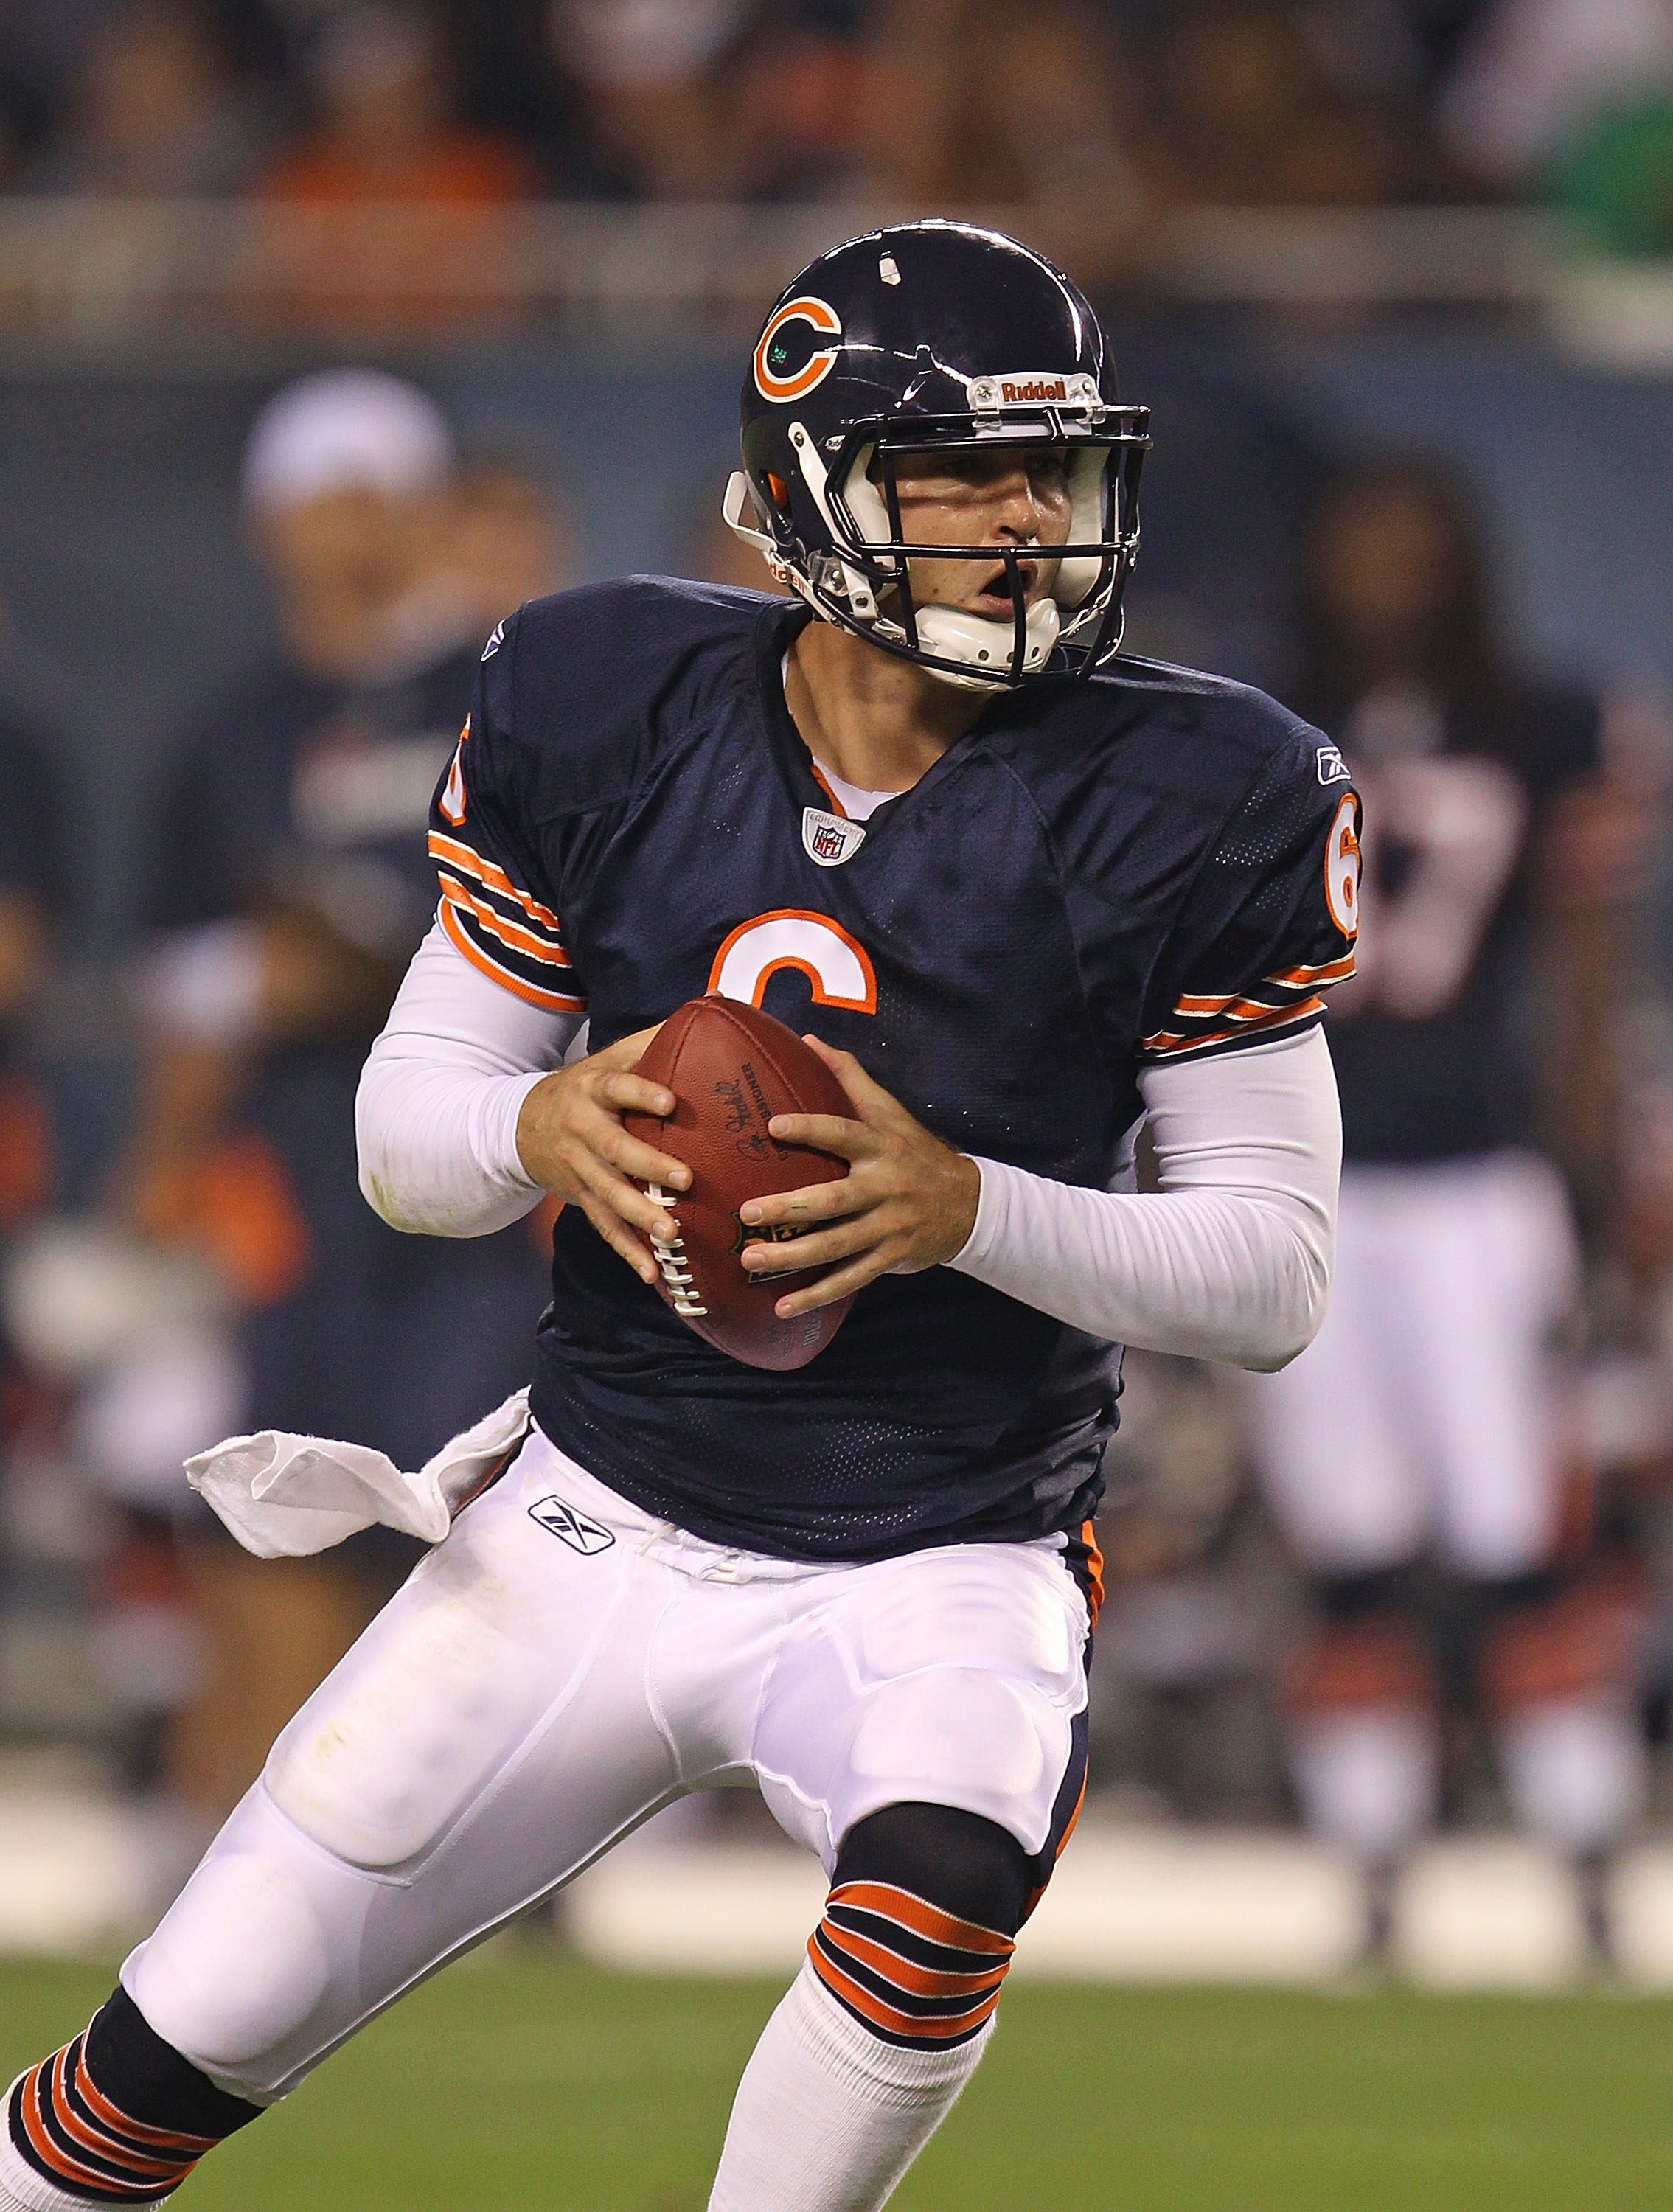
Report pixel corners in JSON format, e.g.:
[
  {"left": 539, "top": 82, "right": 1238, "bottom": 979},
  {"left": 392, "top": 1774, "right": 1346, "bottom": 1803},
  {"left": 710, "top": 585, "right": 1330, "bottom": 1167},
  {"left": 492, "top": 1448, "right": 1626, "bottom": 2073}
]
[
  {"left": 241, "top": 366, "right": 453, "bottom": 504},
  {"left": 237, "top": 366, "right": 462, "bottom": 682},
  {"left": 105, "top": 366, "right": 554, "bottom": 1813}
]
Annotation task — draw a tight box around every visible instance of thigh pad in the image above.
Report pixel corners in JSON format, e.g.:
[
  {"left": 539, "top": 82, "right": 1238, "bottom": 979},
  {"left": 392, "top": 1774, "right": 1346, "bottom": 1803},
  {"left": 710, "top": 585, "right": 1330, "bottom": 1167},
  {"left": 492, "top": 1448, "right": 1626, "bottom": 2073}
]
[
  {"left": 754, "top": 1542, "right": 1089, "bottom": 1867},
  {"left": 265, "top": 1468, "right": 644, "bottom": 1871}
]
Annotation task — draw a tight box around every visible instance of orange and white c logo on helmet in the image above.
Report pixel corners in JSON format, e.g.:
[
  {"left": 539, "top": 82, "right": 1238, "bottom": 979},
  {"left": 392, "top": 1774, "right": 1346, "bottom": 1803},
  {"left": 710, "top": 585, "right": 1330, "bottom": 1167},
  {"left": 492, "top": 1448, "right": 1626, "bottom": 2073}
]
[{"left": 754, "top": 297, "right": 844, "bottom": 404}]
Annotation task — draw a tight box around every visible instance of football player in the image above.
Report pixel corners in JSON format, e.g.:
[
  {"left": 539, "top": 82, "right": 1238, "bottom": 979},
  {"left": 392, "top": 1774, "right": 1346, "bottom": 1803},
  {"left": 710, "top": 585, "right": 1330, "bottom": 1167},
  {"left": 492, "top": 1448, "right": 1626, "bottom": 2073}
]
[
  {"left": 2, "top": 223, "right": 1357, "bottom": 2212},
  {"left": 1244, "top": 459, "right": 1646, "bottom": 1960},
  {"left": 111, "top": 370, "right": 556, "bottom": 1811}
]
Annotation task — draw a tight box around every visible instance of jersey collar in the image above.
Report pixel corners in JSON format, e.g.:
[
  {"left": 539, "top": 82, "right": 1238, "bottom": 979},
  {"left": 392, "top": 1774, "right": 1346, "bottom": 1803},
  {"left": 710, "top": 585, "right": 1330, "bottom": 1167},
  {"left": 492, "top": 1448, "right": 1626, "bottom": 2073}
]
[
  {"left": 754, "top": 599, "right": 1003, "bottom": 844},
  {"left": 754, "top": 600, "right": 903, "bottom": 835}
]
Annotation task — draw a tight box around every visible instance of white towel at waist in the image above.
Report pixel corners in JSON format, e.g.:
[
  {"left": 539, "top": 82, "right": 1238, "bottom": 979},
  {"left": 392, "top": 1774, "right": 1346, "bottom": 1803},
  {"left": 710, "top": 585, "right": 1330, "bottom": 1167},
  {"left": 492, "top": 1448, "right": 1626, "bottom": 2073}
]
[{"left": 184, "top": 1388, "right": 531, "bottom": 1558}]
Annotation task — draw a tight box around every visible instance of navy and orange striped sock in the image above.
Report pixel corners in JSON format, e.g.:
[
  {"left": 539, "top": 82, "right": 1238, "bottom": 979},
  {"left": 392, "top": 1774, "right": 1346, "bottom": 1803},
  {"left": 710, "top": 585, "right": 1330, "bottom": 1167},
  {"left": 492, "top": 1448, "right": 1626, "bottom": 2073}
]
[
  {"left": 6, "top": 1990, "right": 260, "bottom": 2205},
  {"left": 808, "top": 1879, "right": 1015, "bottom": 2048}
]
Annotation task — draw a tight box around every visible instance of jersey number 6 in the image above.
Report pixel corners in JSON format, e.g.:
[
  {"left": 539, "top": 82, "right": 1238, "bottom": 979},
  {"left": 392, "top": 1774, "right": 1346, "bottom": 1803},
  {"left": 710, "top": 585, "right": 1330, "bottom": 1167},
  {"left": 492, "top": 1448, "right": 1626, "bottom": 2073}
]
[
  {"left": 1324, "top": 791, "right": 1361, "bottom": 941},
  {"left": 708, "top": 910, "right": 877, "bottom": 1015}
]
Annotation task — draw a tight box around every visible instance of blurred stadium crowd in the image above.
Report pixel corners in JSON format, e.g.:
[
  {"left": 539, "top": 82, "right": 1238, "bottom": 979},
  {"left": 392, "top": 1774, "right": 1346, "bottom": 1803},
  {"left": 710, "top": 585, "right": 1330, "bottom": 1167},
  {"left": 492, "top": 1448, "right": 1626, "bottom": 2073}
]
[
  {"left": 1, "top": 0, "right": 1673, "bottom": 1978},
  {"left": 0, "top": 0, "right": 1669, "bottom": 247}
]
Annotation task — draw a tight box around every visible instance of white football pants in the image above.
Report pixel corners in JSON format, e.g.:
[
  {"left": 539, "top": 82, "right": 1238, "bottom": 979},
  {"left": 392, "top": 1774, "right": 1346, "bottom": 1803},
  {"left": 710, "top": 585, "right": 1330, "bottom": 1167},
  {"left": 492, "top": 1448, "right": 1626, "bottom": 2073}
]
[
  {"left": 120, "top": 1425, "right": 1090, "bottom": 2103},
  {"left": 1245, "top": 1150, "right": 1580, "bottom": 1579}
]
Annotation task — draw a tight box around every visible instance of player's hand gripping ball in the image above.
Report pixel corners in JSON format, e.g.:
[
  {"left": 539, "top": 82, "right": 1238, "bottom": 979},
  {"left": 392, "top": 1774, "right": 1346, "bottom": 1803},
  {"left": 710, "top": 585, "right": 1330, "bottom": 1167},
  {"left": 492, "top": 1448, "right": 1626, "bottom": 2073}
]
[{"left": 625, "top": 995, "right": 856, "bottom": 1370}]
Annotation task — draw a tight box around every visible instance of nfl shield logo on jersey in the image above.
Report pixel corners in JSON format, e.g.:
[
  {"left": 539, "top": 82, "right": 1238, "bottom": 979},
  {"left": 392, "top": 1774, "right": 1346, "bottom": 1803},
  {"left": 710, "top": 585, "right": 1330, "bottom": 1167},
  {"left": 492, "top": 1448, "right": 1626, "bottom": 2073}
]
[
  {"left": 528, "top": 1493, "right": 616, "bottom": 1554},
  {"left": 802, "top": 807, "right": 866, "bottom": 867}
]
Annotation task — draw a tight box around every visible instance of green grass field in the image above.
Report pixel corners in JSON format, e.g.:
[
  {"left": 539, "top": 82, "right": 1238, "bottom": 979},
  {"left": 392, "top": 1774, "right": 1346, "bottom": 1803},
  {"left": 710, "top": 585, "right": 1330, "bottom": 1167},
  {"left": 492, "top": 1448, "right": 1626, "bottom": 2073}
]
[{"left": 6, "top": 1954, "right": 1673, "bottom": 2209}]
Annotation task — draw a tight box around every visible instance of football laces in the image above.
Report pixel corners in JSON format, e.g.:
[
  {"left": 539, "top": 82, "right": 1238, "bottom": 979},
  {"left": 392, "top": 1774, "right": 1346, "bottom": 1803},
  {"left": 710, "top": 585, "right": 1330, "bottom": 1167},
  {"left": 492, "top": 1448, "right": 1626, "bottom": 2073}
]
[{"left": 645, "top": 1181, "right": 707, "bottom": 1318}]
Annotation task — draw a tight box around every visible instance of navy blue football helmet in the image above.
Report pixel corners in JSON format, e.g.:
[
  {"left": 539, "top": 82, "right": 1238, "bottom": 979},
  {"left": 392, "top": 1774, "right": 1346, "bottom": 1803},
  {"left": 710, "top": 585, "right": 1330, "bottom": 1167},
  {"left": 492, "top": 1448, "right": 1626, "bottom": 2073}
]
[{"left": 725, "top": 220, "right": 1149, "bottom": 689}]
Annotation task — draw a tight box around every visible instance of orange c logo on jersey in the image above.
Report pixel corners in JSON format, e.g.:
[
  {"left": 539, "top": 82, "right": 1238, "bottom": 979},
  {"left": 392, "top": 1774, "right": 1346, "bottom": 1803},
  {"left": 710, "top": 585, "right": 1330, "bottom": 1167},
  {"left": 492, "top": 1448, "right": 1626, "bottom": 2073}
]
[
  {"left": 753, "top": 298, "right": 844, "bottom": 404},
  {"left": 1324, "top": 790, "right": 1361, "bottom": 939},
  {"left": 709, "top": 911, "right": 877, "bottom": 1013}
]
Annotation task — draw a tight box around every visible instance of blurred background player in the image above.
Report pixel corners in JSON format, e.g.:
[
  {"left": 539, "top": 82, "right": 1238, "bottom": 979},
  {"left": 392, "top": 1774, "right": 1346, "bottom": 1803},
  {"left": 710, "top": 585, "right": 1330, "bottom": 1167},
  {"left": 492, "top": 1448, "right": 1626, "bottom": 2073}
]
[
  {"left": 111, "top": 368, "right": 558, "bottom": 1815},
  {"left": 448, "top": 444, "right": 571, "bottom": 641},
  {"left": 1246, "top": 457, "right": 1652, "bottom": 1962}
]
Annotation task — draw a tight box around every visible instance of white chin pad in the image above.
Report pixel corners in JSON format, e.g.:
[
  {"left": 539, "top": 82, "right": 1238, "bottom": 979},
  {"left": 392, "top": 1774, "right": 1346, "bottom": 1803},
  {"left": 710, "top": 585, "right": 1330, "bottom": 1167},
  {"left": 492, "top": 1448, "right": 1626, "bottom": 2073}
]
[{"left": 916, "top": 600, "right": 1060, "bottom": 688}]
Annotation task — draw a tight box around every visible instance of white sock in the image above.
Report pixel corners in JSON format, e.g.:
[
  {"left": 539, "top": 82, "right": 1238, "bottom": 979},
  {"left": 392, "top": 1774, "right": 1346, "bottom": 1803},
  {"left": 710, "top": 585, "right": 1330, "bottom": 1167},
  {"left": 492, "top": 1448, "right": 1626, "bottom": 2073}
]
[
  {"left": 1288, "top": 1707, "right": 1438, "bottom": 1862},
  {"left": 706, "top": 1958, "right": 992, "bottom": 2212},
  {"left": 1498, "top": 1700, "right": 1645, "bottom": 1856},
  {"left": 0, "top": 2166, "right": 102, "bottom": 2212}
]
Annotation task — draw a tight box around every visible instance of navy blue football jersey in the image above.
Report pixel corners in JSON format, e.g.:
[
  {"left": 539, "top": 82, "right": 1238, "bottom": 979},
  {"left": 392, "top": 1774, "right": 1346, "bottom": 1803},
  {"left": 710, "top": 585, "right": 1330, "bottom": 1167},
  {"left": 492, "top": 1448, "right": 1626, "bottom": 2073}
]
[
  {"left": 430, "top": 580, "right": 1359, "bottom": 1561},
  {"left": 1314, "top": 682, "right": 1600, "bottom": 1164}
]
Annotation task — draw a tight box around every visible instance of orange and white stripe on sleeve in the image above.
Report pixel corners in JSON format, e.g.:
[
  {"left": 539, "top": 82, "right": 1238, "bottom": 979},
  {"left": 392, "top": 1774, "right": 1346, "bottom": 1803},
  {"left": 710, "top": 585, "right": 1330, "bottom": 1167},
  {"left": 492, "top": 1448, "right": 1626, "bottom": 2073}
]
[
  {"left": 428, "top": 829, "right": 588, "bottom": 1015},
  {"left": 1139, "top": 948, "right": 1354, "bottom": 1063}
]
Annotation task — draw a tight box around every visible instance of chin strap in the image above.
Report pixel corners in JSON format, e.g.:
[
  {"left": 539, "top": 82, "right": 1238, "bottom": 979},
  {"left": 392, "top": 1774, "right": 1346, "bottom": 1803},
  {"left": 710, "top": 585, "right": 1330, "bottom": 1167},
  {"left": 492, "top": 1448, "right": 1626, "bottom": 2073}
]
[{"left": 722, "top": 472, "right": 792, "bottom": 586}]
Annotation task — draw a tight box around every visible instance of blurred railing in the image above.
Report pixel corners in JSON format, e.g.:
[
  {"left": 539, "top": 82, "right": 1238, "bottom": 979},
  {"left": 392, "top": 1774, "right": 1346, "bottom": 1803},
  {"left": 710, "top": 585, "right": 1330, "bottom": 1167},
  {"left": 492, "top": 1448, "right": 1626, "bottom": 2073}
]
[
  {"left": 0, "top": 198, "right": 1668, "bottom": 357},
  {"left": 0, "top": 198, "right": 889, "bottom": 344}
]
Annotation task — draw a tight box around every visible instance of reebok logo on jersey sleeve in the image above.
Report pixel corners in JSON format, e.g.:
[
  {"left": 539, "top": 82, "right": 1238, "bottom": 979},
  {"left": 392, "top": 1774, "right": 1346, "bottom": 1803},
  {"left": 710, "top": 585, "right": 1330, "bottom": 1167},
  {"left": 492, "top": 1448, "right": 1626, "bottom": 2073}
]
[
  {"left": 1316, "top": 745, "right": 1351, "bottom": 785},
  {"left": 528, "top": 1494, "right": 616, "bottom": 1554}
]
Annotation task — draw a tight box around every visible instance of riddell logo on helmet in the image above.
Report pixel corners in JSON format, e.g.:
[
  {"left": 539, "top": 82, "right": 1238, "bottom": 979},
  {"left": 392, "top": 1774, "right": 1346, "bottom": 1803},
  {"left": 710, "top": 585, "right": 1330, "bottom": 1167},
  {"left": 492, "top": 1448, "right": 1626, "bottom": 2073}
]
[{"left": 1000, "top": 378, "right": 1068, "bottom": 403}]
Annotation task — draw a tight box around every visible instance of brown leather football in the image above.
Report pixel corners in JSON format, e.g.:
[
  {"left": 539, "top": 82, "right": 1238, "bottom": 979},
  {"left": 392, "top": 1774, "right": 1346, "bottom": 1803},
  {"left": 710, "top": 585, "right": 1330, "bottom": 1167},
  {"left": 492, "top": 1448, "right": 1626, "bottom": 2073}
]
[{"left": 625, "top": 995, "right": 858, "bottom": 1371}]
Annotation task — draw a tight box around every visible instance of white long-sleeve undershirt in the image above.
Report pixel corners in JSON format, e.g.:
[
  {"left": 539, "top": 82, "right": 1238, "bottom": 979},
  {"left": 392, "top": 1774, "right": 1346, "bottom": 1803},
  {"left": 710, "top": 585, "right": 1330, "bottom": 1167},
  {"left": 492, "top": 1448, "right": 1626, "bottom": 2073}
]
[
  {"left": 357, "top": 922, "right": 1340, "bottom": 1370},
  {"left": 949, "top": 1029, "right": 1339, "bottom": 1369},
  {"left": 354, "top": 923, "right": 580, "bottom": 1237}
]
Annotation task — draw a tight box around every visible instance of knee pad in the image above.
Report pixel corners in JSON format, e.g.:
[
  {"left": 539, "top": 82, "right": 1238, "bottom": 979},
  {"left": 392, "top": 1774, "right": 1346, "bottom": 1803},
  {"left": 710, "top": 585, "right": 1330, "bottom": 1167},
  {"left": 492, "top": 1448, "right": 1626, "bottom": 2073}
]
[
  {"left": 7, "top": 1987, "right": 260, "bottom": 2205},
  {"left": 810, "top": 1804, "right": 1026, "bottom": 2051},
  {"left": 124, "top": 1843, "right": 333, "bottom": 2085}
]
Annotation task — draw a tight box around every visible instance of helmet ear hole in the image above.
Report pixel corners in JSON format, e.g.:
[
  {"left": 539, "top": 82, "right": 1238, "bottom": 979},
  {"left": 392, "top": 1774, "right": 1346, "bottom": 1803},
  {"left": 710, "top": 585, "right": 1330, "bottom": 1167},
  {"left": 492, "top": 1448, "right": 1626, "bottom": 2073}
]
[{"left": 767, "top": 473, "right": 790, "bottom": 512}]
